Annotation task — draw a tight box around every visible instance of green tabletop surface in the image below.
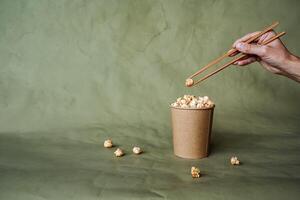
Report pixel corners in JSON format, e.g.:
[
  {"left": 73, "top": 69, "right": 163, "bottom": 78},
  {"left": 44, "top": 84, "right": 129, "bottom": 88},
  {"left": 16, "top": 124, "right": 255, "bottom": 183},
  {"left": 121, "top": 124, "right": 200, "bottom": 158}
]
[{"left": 1, "top": 126, "right": 300, "bottom": 200}]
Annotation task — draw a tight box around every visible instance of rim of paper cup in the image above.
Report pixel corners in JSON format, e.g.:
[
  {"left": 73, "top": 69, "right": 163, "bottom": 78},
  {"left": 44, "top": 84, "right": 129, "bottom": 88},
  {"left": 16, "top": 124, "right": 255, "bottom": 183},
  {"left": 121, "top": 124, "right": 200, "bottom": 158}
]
[{"left": 169, "top": 105, "right": 215, "bottom": 110}]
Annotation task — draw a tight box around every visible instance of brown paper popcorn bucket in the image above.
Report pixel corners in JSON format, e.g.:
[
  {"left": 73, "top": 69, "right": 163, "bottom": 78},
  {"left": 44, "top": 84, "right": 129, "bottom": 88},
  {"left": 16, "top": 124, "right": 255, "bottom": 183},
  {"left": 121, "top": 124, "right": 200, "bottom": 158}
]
[{"left": 170, "top": 106, "right": 215, "bottom": 159}]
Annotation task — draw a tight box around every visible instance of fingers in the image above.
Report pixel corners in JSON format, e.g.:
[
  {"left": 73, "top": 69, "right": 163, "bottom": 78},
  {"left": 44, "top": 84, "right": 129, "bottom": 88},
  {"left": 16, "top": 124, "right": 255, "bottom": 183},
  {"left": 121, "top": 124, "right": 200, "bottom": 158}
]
[
  {"left": 229, "top": 31, "right": 275, "bottom": 57},
  {"left": 229, "top": 51, "right": 239, "bottom": 57},
  {"left": 235, "top": 42, "right": 267, "bottom": 57},
  {"left": 234, "top": 56, "right": 258, "bottom": 66},
  {"left": 257, "top": 31, "right": 276, "bottom": 44},
  {"left": 232, "top": 31, "right": 261, "bottom": 48},
  {"left": 229, "top": 31, "right": 261, "bottom": 57}
]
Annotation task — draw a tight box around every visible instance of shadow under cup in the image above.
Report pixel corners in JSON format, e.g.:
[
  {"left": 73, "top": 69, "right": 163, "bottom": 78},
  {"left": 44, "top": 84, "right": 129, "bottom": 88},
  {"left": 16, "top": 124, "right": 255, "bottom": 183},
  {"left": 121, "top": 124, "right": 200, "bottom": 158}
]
[{"left": 170, "top": 105, "right": 215, "bottom": 159}]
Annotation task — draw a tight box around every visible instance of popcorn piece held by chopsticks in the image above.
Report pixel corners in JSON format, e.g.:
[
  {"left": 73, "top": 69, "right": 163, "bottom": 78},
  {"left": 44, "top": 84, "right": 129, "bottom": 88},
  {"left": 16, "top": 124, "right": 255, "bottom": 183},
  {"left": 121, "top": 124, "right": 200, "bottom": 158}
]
[
  {"left": 114, "top": 148, "right": 124, "bottom": 157},
  {"left": 191, "top": 166, "right": 201, "bottom": 178},
  {"left": 104, "top": 139, "right": 113, "bottom": 148},
  {"left": 185, "top": 78, "right": 194, "bottom": 87},
  {"left": 230, "top": 156, "right": 240, "bottom": 165},
  {"left": 132, "top": 146, "right": 143, "bottom": 155}
]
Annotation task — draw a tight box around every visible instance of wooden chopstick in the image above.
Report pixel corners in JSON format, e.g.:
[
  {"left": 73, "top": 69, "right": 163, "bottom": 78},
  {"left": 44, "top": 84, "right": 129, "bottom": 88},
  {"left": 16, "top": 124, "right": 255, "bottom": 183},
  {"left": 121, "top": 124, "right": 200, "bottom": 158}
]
[
  {"left": 192, "top": 31, "right": 286, "bottom": 86},
  {"left": 188, "top": 21, "right": 279, "bottom": 79}
]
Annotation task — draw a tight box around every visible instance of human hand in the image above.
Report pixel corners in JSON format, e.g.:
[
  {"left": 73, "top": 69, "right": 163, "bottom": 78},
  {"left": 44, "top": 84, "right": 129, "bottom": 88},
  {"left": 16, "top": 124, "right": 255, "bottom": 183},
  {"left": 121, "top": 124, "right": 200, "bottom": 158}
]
[{"left": 231, "top": 31, "right": 300, "bottom": 82}]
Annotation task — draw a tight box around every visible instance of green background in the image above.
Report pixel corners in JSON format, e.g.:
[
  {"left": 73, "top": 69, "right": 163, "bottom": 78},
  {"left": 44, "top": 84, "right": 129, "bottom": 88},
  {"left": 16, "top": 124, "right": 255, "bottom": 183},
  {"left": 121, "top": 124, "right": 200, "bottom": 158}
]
[{"left": 0, "top": 0, "right": 300, "bottom": 199}]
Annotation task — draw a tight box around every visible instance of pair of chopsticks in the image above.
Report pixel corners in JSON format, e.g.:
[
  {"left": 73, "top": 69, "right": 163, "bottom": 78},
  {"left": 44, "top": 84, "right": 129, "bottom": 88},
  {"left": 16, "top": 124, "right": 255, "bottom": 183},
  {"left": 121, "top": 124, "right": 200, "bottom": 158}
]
[{"left": 186, "top": 22, "right": 286, "bottom": 87}]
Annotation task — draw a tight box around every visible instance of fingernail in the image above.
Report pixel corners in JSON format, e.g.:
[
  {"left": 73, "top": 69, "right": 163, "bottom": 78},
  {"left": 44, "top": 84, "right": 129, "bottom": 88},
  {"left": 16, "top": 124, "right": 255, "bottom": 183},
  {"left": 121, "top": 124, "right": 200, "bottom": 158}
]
[
  {"left": 236, "top": 42, "right": 244, "bottom": 50},
  {"left": 235, "top": 61, "right": 241, "bottom": 65}
]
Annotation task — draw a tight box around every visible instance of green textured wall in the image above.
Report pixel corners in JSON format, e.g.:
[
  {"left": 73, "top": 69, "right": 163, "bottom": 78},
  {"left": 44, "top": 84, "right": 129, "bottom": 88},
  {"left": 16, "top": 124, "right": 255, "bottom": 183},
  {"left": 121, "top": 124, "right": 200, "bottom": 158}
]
[{"left": 0, "top": 0, "right": 300, "bottom": 137}]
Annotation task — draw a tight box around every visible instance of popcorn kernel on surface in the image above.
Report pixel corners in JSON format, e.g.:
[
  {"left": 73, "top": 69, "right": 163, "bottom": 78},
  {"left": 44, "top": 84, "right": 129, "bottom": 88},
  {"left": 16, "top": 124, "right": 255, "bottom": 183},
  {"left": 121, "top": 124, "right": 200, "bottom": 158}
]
[
  {"left": 114, "top": 148, "right": 124, "bottom": 157},
  {"left": 230, "top": 156, "right": 240, "bottom": 165},
  {"left": 132, "top": 146, "right": 142, "bottom": 155},
  {"left": 191, "top": 166, "right": 201, "bottom": 178},
  {"left": 104, "top": 139, "right": 113, "bottom": 148}
]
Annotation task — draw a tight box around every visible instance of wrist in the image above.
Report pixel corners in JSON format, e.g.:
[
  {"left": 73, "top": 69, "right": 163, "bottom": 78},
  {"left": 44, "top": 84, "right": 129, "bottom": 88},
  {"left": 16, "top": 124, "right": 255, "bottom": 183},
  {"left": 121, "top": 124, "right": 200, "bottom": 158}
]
[{"left": 283, "top": 54, "right": 300, "bottom": 82}]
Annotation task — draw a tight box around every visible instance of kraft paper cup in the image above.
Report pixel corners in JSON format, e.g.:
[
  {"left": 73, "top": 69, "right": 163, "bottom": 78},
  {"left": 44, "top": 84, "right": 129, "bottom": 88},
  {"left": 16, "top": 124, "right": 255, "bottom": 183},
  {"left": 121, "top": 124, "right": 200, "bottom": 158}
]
[{"left": 170, "top": 105, "right": 215, "bottom": 159}]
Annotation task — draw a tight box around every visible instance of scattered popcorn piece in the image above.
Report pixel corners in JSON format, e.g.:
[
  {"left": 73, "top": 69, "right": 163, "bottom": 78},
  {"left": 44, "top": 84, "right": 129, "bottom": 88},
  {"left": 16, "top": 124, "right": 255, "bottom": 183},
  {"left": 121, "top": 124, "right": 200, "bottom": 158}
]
[
  {"left": 171, "top": 95, "right": 214, "bottom": 109},
  {"left": 114, "top": 148, "right": 124, "bottom": 157},
  {"left": 230, "top": 156, "right": 240, "bottom": 165},
  {"left": 104, "top": 139, "right": 113, "bottom": 148},
  {"left": 191, "top": 166, "right": 201, "bottom": 178},
  {"left": 132, "top": 146, "right": 143, "bottom": 155},
  {"left": 185, "top": 78, "right": 194, "bottom": 87}
]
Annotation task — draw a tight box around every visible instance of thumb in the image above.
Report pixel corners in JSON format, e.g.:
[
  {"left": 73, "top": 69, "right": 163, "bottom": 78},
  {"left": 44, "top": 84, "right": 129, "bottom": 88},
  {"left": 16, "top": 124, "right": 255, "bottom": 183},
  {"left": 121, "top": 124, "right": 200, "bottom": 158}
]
[{"left": 236, "top": 42, "right": 266, "bottom": 57}]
